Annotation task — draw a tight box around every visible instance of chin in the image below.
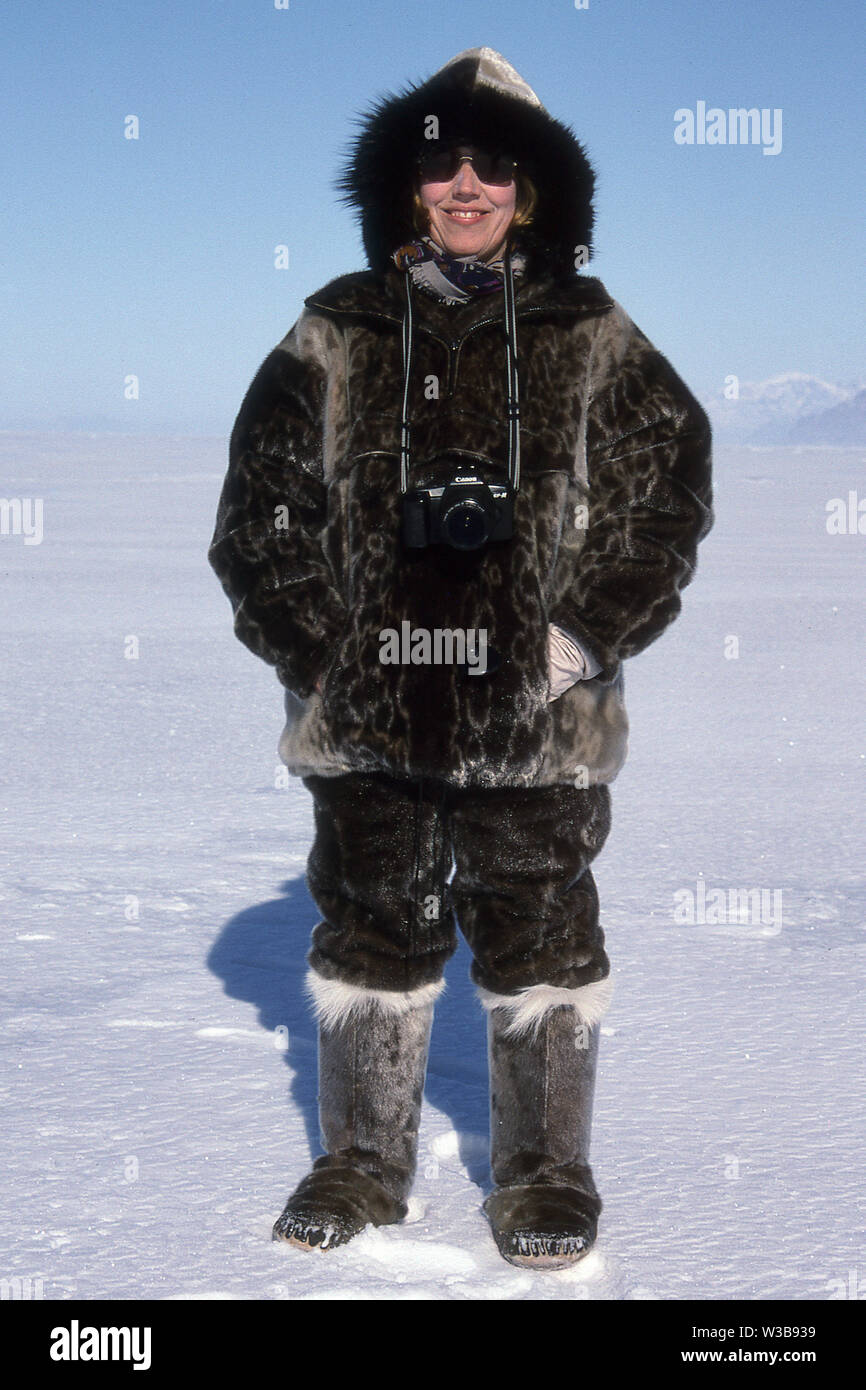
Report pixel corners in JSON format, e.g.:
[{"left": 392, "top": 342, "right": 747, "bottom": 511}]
[
  {"left": 446, "top": 240, "right": 488, "bottom": 257},
  {"left": 431, "top": 216, "right": 503, "bottom": 256},
  {"left": 436, "top": 230, "right": 498, "bottom": 259}
]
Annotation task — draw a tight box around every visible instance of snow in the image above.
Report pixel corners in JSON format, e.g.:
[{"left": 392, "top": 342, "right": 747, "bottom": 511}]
[{"left": 1, "top": 432, "right": 864, "bottom": 1301}]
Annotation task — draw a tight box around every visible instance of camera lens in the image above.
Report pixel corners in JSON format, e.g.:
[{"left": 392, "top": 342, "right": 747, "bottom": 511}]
[{"left": 441, "top": 498, "right": 489, "bottom": 550}]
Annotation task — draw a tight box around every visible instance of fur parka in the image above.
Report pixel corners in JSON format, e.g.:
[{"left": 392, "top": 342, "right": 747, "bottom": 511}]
[{"left": 208, "top": 48, "right": 713, "bottom": 789}]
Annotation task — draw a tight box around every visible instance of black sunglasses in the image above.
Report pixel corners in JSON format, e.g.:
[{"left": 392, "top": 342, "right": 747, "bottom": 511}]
[{"left": 415, "top": 146, "right": 517, "bottom": 187}]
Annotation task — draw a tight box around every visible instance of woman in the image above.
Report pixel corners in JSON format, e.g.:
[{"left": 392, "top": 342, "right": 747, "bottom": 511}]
[{"left": 208, "top": 48, "right": 713, "bottom": 1269}]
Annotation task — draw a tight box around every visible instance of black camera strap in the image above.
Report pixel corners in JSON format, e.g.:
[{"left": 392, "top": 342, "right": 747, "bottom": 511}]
[
  {"left": 398, "top": 248, "right": 521, "bottom": 494},
  {"left": 503, "top": 244, "right": 521, "bottom": 493},
  {"left": 400, "top": 267, "right": 415, "bottom": 494}
]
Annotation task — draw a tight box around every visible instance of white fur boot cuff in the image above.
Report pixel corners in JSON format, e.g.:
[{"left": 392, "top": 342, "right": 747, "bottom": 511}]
[
  {"left": 304, "top": 968, "right": 446, "bottom": 1031},
  {"left": 476, "top": 976, "right": 614, "bottom": 1041}
]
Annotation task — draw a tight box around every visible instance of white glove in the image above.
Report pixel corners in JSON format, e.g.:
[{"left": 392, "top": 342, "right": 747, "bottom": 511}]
[{"left": 547, "top": 623, "right": 601, "bottom": 701}]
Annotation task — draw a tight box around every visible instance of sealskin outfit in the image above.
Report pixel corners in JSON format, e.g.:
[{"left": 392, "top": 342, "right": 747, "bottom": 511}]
[{"left": 208, "top": 48, "right": 713, "bottom": 1266}]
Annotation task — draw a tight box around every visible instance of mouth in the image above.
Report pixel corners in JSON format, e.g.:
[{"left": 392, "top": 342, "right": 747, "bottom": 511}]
[{"left": 443, "top": 209, "right": 489, "bottom": 223}]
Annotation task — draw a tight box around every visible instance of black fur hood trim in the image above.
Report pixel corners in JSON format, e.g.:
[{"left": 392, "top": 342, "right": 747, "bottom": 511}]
[{"left": 334, "top": 47, "right": 596, "bottom": 283}]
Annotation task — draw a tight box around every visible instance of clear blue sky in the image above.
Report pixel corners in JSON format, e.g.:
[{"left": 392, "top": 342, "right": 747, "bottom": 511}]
[{"left": 3, "top": 0, "right": 864, "bottom": 432}]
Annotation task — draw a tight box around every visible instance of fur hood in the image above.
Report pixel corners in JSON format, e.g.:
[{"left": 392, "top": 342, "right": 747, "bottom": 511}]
[{"left": 334, "top": 47, "right": 596, "bottom": 282}]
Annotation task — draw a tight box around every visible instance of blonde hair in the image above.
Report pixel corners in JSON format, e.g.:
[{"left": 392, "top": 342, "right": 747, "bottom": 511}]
[{"left": 411, "top": 169, "right": 538, "bottom": 238}]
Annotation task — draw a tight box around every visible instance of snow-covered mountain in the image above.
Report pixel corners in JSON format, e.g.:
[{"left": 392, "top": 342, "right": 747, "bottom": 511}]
[
  {"left": 701, "top": 372, "right": 866, "bottom": 446},
  {"left": 786, "top": 386, "right": 866, "bottom": 446}
]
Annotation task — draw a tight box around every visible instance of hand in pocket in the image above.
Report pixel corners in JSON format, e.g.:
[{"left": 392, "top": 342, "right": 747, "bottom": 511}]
[{"left": 547, "top": 623, "right": 590, "bottom": 701}]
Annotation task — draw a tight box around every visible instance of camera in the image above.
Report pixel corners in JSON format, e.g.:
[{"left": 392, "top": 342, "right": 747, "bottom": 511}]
[{"left": 402, "top": 469, "right": 514, "bottom": 550}]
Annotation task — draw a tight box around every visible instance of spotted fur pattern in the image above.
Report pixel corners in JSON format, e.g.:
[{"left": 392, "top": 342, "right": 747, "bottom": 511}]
[
  {"left": 208, "top": 48, "right": 713, "bottom": 790},
  {"left": 209, "top": 268, "right": 712, "bottom": 789}
]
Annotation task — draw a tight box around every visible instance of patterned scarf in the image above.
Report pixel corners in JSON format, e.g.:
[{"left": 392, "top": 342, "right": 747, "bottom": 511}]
[{"left": 391, "top": 234, "right": 527, "bottom": 304}]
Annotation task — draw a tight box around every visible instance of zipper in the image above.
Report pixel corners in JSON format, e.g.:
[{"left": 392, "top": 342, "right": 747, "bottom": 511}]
[
  {"left": 304, "top": 301, "right": 451, "bottom": 352},
  {"left": 306, "top": 294, "right": 613, "bottom": 412},
  {"left": 441, "top": 304, "right": 611, "bottom": 397},
  {"left": 303, "top": 297, "right": 613, "bottom": 356},
  {"left": 305, "top": 299, "right": 612, "bottom": 401}
]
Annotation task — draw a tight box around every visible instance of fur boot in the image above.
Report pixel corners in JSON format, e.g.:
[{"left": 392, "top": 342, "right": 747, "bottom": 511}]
[
  {"left": 272, "top": 975, "right": 438, "bottom": 1250},
  {"left": 482, "top": 992, "right": 604, "bottom": 1269}
]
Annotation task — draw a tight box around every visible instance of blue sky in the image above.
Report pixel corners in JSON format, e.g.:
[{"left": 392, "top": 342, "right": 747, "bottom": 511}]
[{"left": 3, "top": 0, "right": 864, "bottom": 432}]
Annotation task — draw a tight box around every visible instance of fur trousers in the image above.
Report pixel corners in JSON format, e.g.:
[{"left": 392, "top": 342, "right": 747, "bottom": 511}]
[{"left": 301, "top": 770, "right": 613, "bottom": 1005}]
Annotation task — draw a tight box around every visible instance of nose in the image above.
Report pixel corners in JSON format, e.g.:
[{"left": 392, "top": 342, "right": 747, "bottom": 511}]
[{"left": 451, "top": 159, "right": 483, "bottom": 198}]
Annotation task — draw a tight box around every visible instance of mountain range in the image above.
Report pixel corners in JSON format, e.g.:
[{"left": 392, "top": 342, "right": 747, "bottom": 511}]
[{"left": 700, "top": 373, "right": 866, "bottom": 446}]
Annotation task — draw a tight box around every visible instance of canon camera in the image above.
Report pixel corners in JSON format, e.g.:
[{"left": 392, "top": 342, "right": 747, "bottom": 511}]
[{"left": 402, "top": 466, "right": 514, "bottom": 551}]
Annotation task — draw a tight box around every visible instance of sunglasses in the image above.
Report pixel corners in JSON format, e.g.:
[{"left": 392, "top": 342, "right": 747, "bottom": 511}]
[{"left": 415, "top": 146, "right": 517, "bottom": 187}]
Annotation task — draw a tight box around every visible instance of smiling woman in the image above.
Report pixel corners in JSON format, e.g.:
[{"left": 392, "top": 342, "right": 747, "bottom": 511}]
[
  {"left": 411, "top": 145, "right": 538, "bottom": 261},
  {"left": 417, "top": 144, "right": 517, "bottom": 262},
  {"left": 209, "top": 45, "right": 713, "bottom": 1274}
]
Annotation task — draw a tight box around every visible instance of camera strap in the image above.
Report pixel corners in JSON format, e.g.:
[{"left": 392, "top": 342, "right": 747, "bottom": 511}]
[
  {"left": 400, "top": 268, "right": 415, "bottom": 493},
  {"left": 398, "top": 249, "right": 521, "bottom": 494},
  {"left": 503, "top": 245, "right": 521, "bottom": 492}
]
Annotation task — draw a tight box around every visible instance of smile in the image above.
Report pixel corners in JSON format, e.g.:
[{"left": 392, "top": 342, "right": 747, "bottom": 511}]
[{"left": 444, "top": 210, "right": 488, "bottom": 222}]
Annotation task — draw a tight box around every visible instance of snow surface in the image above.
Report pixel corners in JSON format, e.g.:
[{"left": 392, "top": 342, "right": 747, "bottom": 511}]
[{"left": 1, "top": 432, "right": 864, "bottom": 1302}]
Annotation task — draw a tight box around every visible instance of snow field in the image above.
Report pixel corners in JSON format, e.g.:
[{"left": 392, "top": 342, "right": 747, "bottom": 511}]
[{"left": 1, "top": 434, "right": 863, "bottom": 1300}]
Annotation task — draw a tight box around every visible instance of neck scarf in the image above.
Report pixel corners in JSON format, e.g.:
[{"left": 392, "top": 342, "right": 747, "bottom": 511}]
[{"left": 391, "top": 234, "right": 527, "bottom": 304}]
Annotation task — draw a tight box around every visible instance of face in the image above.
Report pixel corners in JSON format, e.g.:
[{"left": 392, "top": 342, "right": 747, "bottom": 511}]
[{"left": 417, "top": 145, "right": 517, "bottom": 261}]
